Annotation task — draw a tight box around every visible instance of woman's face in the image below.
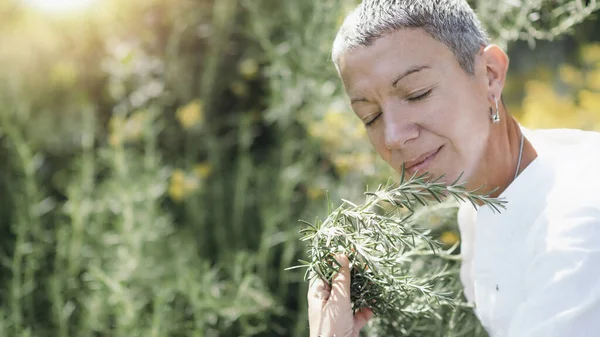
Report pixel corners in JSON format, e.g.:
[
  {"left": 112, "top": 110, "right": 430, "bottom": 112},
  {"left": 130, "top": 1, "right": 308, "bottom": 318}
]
[{"left": 338, "top": 28, "right": 496, "bottom": 184}]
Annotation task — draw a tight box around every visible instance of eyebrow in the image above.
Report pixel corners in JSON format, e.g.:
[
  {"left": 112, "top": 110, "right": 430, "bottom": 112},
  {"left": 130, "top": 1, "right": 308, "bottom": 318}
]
[
  {"left": 350, "top": 64, "right": 431, "bottom": 105},
  {"left": 392, "top": 64, "right": 430, "bottom": 87}
]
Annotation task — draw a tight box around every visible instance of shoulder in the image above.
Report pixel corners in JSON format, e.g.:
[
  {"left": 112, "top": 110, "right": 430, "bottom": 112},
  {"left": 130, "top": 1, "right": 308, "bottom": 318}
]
[
  {"left": 527, "top": 128, "right": 600, "bottom": 206},
  {"left": 526, "top": 127, "right": 600, "bottom": 148},
  {"left": 527, "top": 127, "right": 600, "bottom": 165},
  {"left": 523, "top": 128, "right": 600, "bottom": 249}
]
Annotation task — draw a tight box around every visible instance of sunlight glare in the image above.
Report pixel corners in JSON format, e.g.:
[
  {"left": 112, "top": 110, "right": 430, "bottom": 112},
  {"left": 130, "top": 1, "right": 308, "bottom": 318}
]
[{"left": 22, "top": 0, "right": 98, "bottom": 13}]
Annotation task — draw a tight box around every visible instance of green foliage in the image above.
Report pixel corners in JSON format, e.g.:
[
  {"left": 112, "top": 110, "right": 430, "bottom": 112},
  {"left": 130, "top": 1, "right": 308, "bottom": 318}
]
[
  {"left": 0, "top": 0, "right": 361, "bottom": 335},
  {"left": 0, "top": 103, "right": 278, "bottom": 337},
  {"left": 475, "top": 0, "right": 600, "bottom": 48},
  {"left": 296, "top": 173, "right": 503, "bottom": 336}
]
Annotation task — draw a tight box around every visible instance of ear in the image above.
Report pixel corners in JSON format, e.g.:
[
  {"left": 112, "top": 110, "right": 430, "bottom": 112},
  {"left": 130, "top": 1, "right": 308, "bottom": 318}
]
[{"left": 482, "top": 45, "right": 509, "bottom": 102}]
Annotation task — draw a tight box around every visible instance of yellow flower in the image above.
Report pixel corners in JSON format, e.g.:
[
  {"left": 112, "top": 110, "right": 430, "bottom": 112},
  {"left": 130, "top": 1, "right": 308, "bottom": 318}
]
[
  {"left": 586, "top": 69, "right": 600, "bottom": 91},
  {"left": 332, "top": 154, "right": 352, "bottom": 176},
  {"left": 123, "top": 110, "right": 147, "bottom": 141},
  {"left": 307, "top": 186, "right": 325, "bottom": 200},
  {"left": 109, "top": 133, "right": 122, "bottom": 147},
  {"left": 578, "top": 90, "right": 600, "bottom": 131},
  {"left": 579, "top": 90, "right": 600, "bottom": 109},
  {"left": 176, "top": 100, "right": 204, "bottom": 129},
  {"left": 168, "top": 169, "right": 201, "bottom": 202},
  {"left": 239, "top": 59, "right": 259, "bottom": 80},
  {"left": 323, "top": 109, "right": 345, "bottom": 126},
  {"left": 440, "top": 231, "right": 459, "bottom": 246},
  {"left": 558, "top": 64, "right": 583, "bottom": 87},
  {"left": 168, "top": 183, "right": 185, "bottom": 202},
  {"left": 582, "top": 44, "right": 600, "bottom": 66},
  {"left": 108, "top": 111, "right": 147, "bottom": 146},
  {"left": 321, "top": 109, "right": 348, "bottom": 148},
  {"left": 193, "top": 163, "right": 213, "bottom": 179},
  {"left": 168, "top": 170, "right": 186, "bottom": 201},
  {"left": 352, "top": 122, "right": 367, "bottom": 139},
  {"left": 521, "top": 80, "right": 579, "bottom": 129},
  {"left": 353, "top": 152, "right": 377, "bottom": 176},
  {"left": 171, "top": 169, "right": 186, "bottom": 184}
]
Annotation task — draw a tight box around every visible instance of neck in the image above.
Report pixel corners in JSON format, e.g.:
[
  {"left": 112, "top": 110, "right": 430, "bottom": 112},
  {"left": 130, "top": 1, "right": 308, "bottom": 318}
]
[{"left": 468, "top": 111, "right": 538, "bottom": 202}]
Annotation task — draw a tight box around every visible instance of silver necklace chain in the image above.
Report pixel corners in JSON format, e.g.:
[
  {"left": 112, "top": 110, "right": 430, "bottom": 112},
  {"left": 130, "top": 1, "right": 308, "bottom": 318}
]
[{"left": 514, "top": 129, "right": 525, "bottom": 180}]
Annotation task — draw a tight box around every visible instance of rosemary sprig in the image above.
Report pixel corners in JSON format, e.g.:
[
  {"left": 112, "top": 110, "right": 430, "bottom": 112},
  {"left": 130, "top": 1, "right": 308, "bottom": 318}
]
[{"left": 292, "top": 171, "right": 504, "bottom": 334}]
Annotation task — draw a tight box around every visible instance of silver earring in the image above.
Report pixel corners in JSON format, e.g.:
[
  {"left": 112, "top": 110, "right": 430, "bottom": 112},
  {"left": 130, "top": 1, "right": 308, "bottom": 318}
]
[{"left": 491, "top": 96, "right": 500, "bottom": 123}]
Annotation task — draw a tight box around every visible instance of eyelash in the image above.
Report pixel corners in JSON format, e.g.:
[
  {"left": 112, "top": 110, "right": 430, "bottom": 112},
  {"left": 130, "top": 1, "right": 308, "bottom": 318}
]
[
  {"left": 408, "top": 89, "right": 432, "bottom": 102},
  {"left": 365, "top": 115, "right": 380, "bottom": 127},
  {"left": 364, "top": 89, "right": 433, "bottom": 127}
]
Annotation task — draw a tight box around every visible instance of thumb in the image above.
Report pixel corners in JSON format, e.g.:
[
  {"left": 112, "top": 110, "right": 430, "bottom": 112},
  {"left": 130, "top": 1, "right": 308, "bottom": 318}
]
[{"left": 328, "top": 254, "right": 352, "bottom": 309}]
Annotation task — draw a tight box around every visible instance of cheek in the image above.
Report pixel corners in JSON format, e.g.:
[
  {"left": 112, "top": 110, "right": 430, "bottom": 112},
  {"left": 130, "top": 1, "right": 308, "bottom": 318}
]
[
  {"left": 438, "top": 85, "right": 490, "bottom": 144},
  {"left": 449, "top": 116, "right": 490, "bottom": 177},
  {"left": 413, "top": 93, "right": 454, "bottom": 133},
  {"left": 427, "top": 87, "right": 490, "bottom": 176},
  {"left": 367, "top": 128, "right": 391, "bottom": 161}
]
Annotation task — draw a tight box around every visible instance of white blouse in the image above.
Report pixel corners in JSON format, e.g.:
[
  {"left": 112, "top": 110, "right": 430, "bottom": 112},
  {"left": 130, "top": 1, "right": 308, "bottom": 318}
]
[{"left": 458, "top": 127, "right": 600, "bottom": 337}]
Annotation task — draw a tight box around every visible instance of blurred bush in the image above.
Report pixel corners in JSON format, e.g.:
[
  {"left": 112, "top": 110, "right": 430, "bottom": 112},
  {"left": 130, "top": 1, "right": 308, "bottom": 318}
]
[
  {"left": 517, "top": 43, "right": 600, "bottom": 130},
  {"left": 0, "top": 0, "right": 599, "bottom": 336}
]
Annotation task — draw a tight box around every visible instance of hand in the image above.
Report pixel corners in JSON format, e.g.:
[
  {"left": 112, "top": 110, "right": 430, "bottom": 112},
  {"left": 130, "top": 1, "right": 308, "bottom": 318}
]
[{"left": 307, "top": 255, "right": 373, "bottom": 337}]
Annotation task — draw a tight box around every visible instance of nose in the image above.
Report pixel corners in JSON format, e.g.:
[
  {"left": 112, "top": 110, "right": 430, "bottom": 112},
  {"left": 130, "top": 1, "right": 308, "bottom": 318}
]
[{"left": 383, "top": 110, "right": 419, "bottom": 150}]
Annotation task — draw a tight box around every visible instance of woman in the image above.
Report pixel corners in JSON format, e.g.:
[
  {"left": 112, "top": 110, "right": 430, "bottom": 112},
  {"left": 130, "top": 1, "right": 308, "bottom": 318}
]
[{"left": 308, "top": 1, "right": 600, "bottom": 337}]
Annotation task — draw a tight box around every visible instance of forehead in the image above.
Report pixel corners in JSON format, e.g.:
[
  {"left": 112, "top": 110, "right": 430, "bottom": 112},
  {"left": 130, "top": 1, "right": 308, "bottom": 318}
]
[{"left": 338, "top": 28, "right": 456, "bottom": 90}]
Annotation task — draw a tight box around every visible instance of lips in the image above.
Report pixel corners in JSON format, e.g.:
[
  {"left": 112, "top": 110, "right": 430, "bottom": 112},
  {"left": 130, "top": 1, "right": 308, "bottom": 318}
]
[{"left": 404, "top": 146, "right": 443, "bottom": 174}]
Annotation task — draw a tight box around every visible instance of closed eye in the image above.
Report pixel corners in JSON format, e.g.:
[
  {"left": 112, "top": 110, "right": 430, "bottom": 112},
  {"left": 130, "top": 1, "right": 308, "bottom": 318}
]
[
  {"left": 408, "top": 89, "right": 432, "bottom": 102},
  {"left": 365, "top": 113, "right": 381, "bottom": 127},
  {"left": 364, "top": 89, "right": 431, "bottom": 126}
]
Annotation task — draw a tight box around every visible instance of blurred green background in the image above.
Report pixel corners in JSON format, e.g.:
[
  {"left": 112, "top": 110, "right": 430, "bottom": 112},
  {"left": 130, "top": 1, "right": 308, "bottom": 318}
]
[{"left": 1, "top": 0, "right": 600, "bottom": 336}]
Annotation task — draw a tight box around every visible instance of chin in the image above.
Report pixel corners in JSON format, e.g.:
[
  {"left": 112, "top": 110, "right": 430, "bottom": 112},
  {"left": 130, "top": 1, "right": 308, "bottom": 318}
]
[{"left": 445, "top": 170, "right": 472, "bottom": 186}]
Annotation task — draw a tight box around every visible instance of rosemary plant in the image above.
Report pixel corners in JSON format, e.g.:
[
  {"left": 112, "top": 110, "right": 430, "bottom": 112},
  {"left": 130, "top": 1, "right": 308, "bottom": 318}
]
[{"left": 293, "top": 171, "right": 505, "bottom": 336}]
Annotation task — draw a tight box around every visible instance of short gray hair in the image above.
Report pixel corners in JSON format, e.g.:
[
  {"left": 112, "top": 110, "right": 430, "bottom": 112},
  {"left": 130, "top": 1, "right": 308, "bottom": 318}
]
[{"left": 332, "top": 0, "right": 489, "bottom": 75}]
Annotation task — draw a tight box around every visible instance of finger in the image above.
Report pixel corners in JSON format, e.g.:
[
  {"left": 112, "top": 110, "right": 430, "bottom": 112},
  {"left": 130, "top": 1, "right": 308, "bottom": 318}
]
[
  {"left": 308, "top": 277, "right": 330, "bottom": 309},
  {"left": 353, "top": 307, "right": 374, "bottom": 331},
  {"left": 328, "top": 255, "right": 352, "bottom": 309}
]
